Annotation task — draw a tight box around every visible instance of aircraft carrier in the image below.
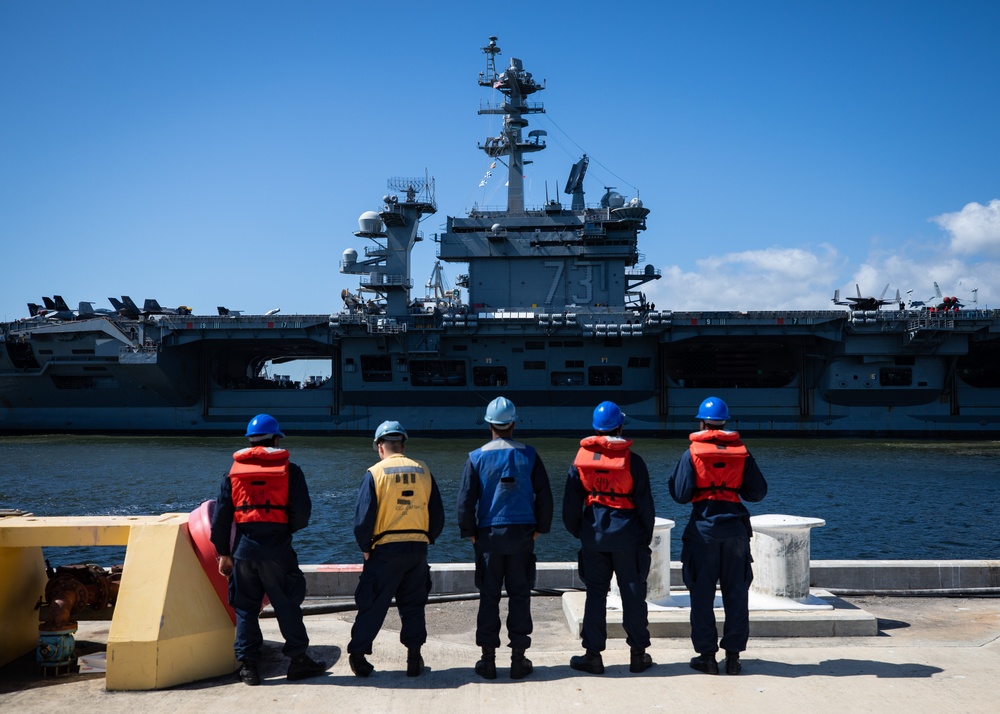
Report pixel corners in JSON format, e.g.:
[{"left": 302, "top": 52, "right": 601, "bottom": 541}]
[{"left": 2, "top": 37, "right": 999, "bottom": 437}]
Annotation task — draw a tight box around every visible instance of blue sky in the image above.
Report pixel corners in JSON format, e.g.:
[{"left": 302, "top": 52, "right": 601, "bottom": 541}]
[{"left": 2, "top": 0, "right": 999, "bottom": 323}]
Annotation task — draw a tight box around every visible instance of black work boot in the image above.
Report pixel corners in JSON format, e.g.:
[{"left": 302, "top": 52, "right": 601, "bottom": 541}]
[
  {"left": 287, "top": 653, "right": 327, "bottom": 681},
  {"left": 238, "top": 659, "right": 260, "bottom": 686},
  {"left": 725, "top": 650, "right": 742, "bottom": 675},
  {"left": 406, "top": 647, "right": 424, "bottom": 677},
  {"left": 349, "top": 652, "right": 374, "bottom": 678},
  {"left": 690, "top": 653, "right": 719, "bottom": 675},
  {"left": 510, "top": 648, "right": 533, "bottom": 680},
  {"left": 630, "top": 647, "right": 653, "bottom": 673},
  {"left": 475, "top": 646, "right": 497, "bottom": 680},
  {"left": 569, "top": 650, "right": 605, "bottom": 675}
]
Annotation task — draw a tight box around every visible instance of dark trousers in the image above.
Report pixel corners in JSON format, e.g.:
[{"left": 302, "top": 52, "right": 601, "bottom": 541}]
[
  {"left": 348, "top": 546, "right": 431, "bottom": 654},
  {"left": 578, "top": 545, "right": 651, "bottom": 652},
  {"left": 681, "top": 534, "right": 753, "bottom": 654},
  {"left": 230, "top": 555, "right": 308, "bottom": 661},
  {"left": 475, "top": 546, "right": 536, "bottom": 650}
]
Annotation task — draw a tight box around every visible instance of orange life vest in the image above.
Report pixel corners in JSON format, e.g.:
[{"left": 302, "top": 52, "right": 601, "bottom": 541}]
[
  {"left": 689, "top": 430, "right": 748, "bottom": 503},
  {"left": 229, "top": 446, "right": 290, "bottom": 524},
  {"left": 573, "top": 435, "right": 636, "bottom": 509}
]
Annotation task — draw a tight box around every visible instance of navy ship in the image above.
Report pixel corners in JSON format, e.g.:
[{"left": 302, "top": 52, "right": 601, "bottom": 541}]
[{"left": 2, "top": 37, "right": 999, "bottom": 437}]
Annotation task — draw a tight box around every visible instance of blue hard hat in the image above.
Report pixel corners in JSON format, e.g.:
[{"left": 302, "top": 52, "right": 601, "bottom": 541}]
[
  {"left": 373, "top": 420, "right": 407, "bottom": 449},
  {"left": 592, "top": 401, "right": 625, "bottom": 431},
  {"left": 245, "top": 413, "right": 284, "bottom": 438},
  {"left": 696, "top": 396, "right": 729, "bottom": 422},
  {"left": 485, "top": 396, "right": 517, "bottom": 425}
]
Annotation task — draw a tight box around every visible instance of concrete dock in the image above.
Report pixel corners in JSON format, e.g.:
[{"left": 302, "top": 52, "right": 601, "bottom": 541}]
[{"left": 2, "top": 589, "right": 998, "bottom": 713}]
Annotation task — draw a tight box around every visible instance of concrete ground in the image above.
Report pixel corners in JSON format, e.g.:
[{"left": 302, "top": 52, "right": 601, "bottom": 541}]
[{"left": 2, "top": 594, "right": 998, "bottom": 714}]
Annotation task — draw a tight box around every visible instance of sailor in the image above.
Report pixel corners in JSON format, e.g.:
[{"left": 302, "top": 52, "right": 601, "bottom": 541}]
[
  {"left": 348, "top": 421, "right": 445, "bottom": 678},
  {"left": 210, "top": 414, "right": 327, "bottom": 685},
  {"left": 669, "top": 396, "right": 768, "bottom": 675},
  {"left": 457, "top": 397, "right": 553, "bottom": 680},
  {"left": 563, "top": 401, "right": 655, "bottom": 675}
]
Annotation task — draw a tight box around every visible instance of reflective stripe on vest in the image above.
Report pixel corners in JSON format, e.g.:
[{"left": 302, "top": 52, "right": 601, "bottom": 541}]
[
  {"left": 229, "top": 446, "right": 290, "bottom": 524},
  {"left": 370, "top": 454, "right": 432, "bottom": 548}
]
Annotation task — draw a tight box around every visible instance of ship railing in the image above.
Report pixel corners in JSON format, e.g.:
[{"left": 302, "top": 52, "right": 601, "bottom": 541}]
[
  {"left": 478, "top": 100, "right": 544, "bottom": 115},
  {"left": 358, "top": 274, "right": 412, "bottom": 288},
  {"left": 366, "top": 317, "right": 407, "bottom": 334},
  {"left": 906, "top": 316, "right": 955, "bottom": 331}
]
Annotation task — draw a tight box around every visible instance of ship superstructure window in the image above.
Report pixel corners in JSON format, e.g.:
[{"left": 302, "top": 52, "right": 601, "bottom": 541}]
[
  {"left": 880, "top": 368, "right": 912, "bottom": 386},
  {"left": 344, "top": 358, "right": 356, "bottom": 373},
  {"left": 361, "top": 355, "right": 393, "bottom": 382},
  {"left": 565, "top": 359, "right": 584, "bottom": 368},
  {"left": 551, "top": 371, "right": 584, "bottom": 387},
  {"left": 473, "top": 365, "right": 508, "bottom": 387},
  {"left": 525, "top": 341, "right": 545, "bottom": 350},
  {"left": 627, "top": 356, "right": 651, "bottom": 368},
  {"left": 524, "top": 361, "right": 546, "bottom": 370},
  {"left": 409, "top": 359, "right": 466, "bottom": 387},
  {"left": 589, "top": 366, "right": 623, "bottom": 386}
]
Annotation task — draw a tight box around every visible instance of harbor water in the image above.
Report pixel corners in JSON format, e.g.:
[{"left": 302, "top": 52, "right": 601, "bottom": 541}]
[{"left": 2, "top": 435, "right": 998, "bottom": 567}]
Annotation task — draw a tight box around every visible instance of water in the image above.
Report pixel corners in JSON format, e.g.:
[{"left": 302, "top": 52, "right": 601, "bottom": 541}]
[{"left": 2, "top": 435, "right": 999, "bottom": 567}]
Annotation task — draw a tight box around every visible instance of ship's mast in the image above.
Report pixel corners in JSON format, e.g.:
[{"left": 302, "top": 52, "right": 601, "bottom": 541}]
[{"left": 478, "top": 36, "right": 545, "bottom": 215}]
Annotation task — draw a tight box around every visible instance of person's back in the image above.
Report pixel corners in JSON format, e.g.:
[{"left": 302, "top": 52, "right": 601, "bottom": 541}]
[
  {"left": 348, "top": 420, "right": 444, "bottom": 678},
  {"left": 669, "top": 396, "right": 767, "bottom": 676},
  {"left": 209, "top": 414, "right": 326, "bottom": 685},
  {"left": 457, "top": 397, "right": 552, "bottom": 680},
  {"left": 563, "top": 401, "right": 655, "bottom": 675}
]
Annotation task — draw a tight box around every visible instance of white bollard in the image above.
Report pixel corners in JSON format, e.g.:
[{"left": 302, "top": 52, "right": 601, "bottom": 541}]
[
  {"left": 647, "top": 517, "right": 675, "bottom": 605},
  {"left": 750, "top": 514, "right": 825, "bottom": 601},
  {"left": 611, "top": 517, "right": 674, "bottom": 605}
]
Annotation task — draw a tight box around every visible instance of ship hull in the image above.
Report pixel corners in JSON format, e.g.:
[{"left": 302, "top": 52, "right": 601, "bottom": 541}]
[{"left": 3, "top": 310, "right": 999, "bottom": 437}]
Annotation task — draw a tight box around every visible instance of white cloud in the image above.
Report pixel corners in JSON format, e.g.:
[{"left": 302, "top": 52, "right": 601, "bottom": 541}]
[
  {"left": 644, "top": 245, "right": 845, "bottom": 311},
  {"left": 931, "top": 199, "right": 1000, "bottom": 256},
  {"left": 645, "top": 242, "right": 1000, "bottom": 312}
]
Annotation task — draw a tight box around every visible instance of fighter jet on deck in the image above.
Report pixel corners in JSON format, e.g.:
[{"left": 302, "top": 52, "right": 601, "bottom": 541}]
[{"left": 832, "top": 284, "right": 900, "bottom": 311}]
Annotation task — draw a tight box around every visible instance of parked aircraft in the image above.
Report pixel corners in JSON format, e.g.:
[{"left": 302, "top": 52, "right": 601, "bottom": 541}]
[
  {"left": 108, "top": 296, "right": 141, "bottom": 319},
  {"left": 218, "top": 306, "right": 243, "bottom": 317},
  {"left": 906, "top": 283, "right": 978, "bottom": 310},
  {"left": 142, "top": 299, "right": 192, "bottom": 316},
  {"left": 832, "top": 284, "right": 900, "bottom": 311}
]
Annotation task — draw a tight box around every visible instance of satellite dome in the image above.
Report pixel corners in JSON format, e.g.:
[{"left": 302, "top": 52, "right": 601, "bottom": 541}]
[
  {"left": 630, "top": 197, "right": 643, "bottom": 208},
  {"left": 343, "top": 248, "right": 358, "bottom": 261},
  {"left": 358, "top": 211, "right": 383, "bottom": 234},
  {"left": 600, "top": 190, "right": 625, "bottom": 208}
]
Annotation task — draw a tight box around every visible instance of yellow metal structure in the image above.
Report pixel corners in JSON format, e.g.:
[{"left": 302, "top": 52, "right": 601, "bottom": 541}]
[{"left": 0, "top": 514, "right": 237, "bottom": 690}]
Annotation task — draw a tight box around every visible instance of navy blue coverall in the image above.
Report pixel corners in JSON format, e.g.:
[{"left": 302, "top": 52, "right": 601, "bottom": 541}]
[
  {"left": 348, "top": 464, "right": 445, "bottom": 655},
  {"left": 210, "top": 461, "right": 312, "bottom": 662},
  {"left": 457, "top": 438, "right": 553, "bottom": 651},
  {"left": 563, "top": 443, "right": 655, "bottom": 653},
  {"left": 669, "top": 434, "right": 767, "bottom": 655}
]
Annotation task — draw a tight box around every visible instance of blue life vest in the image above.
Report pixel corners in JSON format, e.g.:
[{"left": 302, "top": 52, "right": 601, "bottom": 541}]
[{"left": 470, "top": 438, "right": 538, "bottom": 528}]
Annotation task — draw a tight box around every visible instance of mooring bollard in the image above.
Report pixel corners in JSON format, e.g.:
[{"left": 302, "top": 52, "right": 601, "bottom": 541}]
[
  {"left": 611, "top": 516, "right": 674, "bottom": 605},
  {"left": 750, "top": 514, "right": 825, "bottom": 601}
]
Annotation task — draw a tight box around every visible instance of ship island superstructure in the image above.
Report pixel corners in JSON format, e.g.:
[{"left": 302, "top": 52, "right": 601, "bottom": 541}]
[{"left": 2, "top": 37, "right": 999, "bottom": 437}]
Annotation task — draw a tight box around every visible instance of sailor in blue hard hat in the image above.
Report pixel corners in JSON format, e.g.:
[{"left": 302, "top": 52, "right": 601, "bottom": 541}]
[
  {"left": 694, "top": 396, "right": 729, "bottom": 425},
  {"left": 669, "top": 396, "right": 768, "bottom": 676},
  {"left": 564, "top": 401, "right": 656, "bottom": 675},
  {"left": 457, "top": 397, "right": 553, "bottom": 680},
  {"left": 210, "top": 414, "right": 327, "bottom": 685},
  {"left": 372, "top": 420, "right": 407, "bottom": 451},
  {"left": 245, "top": 413, "right": 286, "bottom": 440},
  {"left": 348, "top": 419, "right": 444, "bottom": 678},
  {"left": 484, "top": 396, "right": 517, "bottom": 426}
]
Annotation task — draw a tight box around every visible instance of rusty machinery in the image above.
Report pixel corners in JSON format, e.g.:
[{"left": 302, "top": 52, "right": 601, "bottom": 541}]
[{"left": 36, "top": 563, "right": 122, "bottom": 675}]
